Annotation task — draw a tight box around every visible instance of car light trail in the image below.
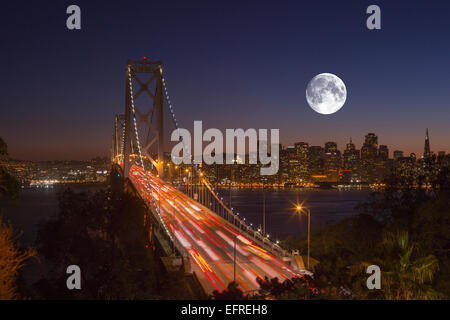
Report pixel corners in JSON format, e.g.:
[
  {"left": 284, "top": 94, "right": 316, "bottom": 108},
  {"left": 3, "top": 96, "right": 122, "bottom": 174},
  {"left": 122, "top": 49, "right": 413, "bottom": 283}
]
[
  {"left": 174, "top": 230, "right": 192, "bottom": 248},
  {"left": 216, "top": 230, "right": 249, "bottom": 256},
  {"left": 128, "top": 164, "right": 307, "bottom": 294},
  {"left": 196, "top": 240, "right": 220, "bottom": 261}
]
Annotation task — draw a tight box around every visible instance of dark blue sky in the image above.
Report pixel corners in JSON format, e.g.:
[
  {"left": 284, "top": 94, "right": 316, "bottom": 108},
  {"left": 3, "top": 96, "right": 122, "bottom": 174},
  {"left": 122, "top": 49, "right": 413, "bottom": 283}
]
[{"left": 1, "top": 0, "right": 449, "bottom": 160}]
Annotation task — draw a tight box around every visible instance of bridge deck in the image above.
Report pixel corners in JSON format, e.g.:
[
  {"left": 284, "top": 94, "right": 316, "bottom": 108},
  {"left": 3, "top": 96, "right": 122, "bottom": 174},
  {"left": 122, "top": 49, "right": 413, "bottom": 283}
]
[{"left": 129, "top": 164, "right": 309, "bottom": 295}]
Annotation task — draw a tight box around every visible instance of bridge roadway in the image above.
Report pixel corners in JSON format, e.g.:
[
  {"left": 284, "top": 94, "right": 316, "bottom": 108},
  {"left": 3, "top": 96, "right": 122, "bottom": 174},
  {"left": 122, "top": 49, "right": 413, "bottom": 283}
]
[{"left": 129, "top": 164, "right": 307, "bottom": 295}]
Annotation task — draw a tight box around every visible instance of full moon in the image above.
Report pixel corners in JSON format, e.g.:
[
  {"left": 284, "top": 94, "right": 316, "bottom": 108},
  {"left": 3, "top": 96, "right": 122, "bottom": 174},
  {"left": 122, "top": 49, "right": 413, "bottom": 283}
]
[{"left": 306, "top": 73, "right": 347, "bottom": 115}]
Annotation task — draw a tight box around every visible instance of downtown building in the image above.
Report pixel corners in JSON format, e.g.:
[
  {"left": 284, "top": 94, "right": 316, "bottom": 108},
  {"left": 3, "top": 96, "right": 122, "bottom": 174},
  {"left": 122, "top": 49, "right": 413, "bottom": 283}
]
[
  {"left": 308, "top": 145, "right": 325, "bottom": 181},
  {"left": 323, "top": 142, "right": 341, "bottom": 182},
  {"left": 360, "top": 133, "right": 379, "bottom": 183},
  {"left": 342, "top": 138, "right": 361, "bottom": 183},
  {"left": 294, "top": 142, "right": 310, "bottom": 183}
]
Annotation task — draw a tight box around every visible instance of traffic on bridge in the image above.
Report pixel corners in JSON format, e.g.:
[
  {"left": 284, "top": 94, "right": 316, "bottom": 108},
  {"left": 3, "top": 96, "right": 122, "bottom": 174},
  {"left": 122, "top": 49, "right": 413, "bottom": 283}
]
[{"left": 129, "top": 164, "right": 308, "bottom": 295}]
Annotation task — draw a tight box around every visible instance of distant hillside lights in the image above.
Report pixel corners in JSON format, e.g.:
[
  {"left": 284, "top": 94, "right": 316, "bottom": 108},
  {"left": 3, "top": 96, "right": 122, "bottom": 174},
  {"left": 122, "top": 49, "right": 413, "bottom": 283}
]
[{"left": 170, "top": 121, "right": 279, "bottom": 175}]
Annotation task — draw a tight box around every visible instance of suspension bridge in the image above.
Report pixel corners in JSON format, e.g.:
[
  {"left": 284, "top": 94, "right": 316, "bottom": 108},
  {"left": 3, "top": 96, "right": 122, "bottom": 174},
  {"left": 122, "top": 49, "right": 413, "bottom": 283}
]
[{"left": 110, "top": 58, "right": 310, "bottom": 295}]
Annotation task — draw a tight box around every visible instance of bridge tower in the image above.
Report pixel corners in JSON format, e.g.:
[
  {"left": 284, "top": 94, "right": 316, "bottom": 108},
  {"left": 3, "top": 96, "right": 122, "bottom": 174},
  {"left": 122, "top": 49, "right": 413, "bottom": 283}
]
[{"left": 123, "top": 58, "right": 165, "bottom": 178}]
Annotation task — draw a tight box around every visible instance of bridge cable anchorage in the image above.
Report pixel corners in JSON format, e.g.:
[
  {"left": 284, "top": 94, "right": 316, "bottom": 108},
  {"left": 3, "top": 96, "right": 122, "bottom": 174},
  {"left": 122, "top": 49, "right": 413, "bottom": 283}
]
[
  {"left": 127, "top": 66, "right": 174, "bottom": 243},
  {"left": 161, "top": 74, "right": 286, "bottom": 257}
]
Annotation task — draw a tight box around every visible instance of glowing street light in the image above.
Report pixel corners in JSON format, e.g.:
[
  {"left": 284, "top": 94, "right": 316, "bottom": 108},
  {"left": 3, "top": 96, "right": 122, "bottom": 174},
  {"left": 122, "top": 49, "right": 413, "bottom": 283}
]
[{"left": 295, "top": 204, "right": 311, "bottom": 270}]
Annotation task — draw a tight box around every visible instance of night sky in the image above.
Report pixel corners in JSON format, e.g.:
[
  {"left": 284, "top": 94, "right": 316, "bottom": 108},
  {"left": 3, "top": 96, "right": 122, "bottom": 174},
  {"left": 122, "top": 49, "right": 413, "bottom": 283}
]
[{"left": 1, "top": 0, "right": 449, "bottom": 160}]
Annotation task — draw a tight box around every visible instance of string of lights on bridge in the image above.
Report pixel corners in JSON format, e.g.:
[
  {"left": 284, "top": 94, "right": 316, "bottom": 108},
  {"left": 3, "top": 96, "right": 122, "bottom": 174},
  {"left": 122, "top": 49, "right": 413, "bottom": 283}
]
[{"left": 121, "top": 120, "right": 126, "bottom": 157}]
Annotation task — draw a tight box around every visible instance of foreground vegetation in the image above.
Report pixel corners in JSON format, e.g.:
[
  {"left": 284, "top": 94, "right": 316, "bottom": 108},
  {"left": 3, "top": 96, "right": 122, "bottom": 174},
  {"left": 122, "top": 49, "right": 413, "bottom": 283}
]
[
  {"left": 33, "top": 187, "right": 195, "bottom": 299},
  {"left": 282, "top": 170, "right": 450, "bottom": 300},
  {"left": 0, "top": 137, "right": 35, "bottom": 299}
]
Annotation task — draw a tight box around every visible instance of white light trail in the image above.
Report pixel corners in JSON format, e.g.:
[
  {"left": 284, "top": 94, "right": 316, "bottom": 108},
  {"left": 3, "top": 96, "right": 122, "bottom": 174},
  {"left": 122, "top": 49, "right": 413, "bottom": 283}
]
[
  {"left": 174, "top": 230, "right": 191, "bottom": 248},
  {"left": 216, "top": 231, "right": 248, "bottom": 256},
  {"left": 197, "top": 240, "right": 220, "bottom": 261}
]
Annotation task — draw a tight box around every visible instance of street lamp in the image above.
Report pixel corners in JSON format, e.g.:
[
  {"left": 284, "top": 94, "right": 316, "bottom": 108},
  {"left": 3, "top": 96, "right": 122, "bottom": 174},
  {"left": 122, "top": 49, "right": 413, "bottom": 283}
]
[
  {"left": 263, "top": 182, "right": 266, "bottom": 234},
  {"left": 185, "top": 168, "right": 190, "bottom": 195},
  {"left": 233, "top": 234, "right": 238, "bottom": 283},
  {"left": 167, "top": 163, "right": 172, "bottom": 183},
  {"left": 296, "top": 204, "right": 311, "bottom": 270}
]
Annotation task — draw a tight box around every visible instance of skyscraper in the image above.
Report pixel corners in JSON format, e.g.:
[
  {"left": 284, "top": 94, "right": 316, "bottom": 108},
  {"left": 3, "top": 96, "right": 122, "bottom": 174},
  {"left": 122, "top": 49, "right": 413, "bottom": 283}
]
[
  {"left": 295, "top": 142, "right": 310, "bottom": 182},
  {"left": 424, "top": 128, "right": 431, "bottom": 159},
  {"left": 279, "top": 144, "right": 289, "bottom": 182},
  {"left": 324, "top": 142, "right": 341, "bottom": 182},
  {"left": 361, "top": 133, "right": 378, "bottom": 183},
  {"left": 308, "top": 146, "right": 324, "bottom": 181},
  {"left": 378, "top": 145, "right": 389, "bottom": 160},
  {"left": 342, "top": 138, "right": 360, "bottom": 183},
  {"left": 286, "top": 145, "right": 298, "bottom": 182},
  {"left": 376, "top": 145, "right": 390, "bottom": 182}
]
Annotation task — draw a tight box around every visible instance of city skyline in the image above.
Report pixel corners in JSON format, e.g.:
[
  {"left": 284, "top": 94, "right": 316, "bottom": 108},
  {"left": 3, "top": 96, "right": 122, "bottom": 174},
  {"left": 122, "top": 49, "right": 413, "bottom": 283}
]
[{"left": 3, "top": 128, "right": 445, "bottom": 162}]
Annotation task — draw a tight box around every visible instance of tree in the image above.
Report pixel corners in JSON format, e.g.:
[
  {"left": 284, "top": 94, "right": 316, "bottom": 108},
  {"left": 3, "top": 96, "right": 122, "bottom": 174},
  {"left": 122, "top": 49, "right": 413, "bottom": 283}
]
[
  {"left": 254, "top": 276, "right": 321, "bottom": 300},
  {"left": 373, "top": 231, "right": 441, "bottom": 300},
  {"left": 211, "top": 281, "right": 248, "bottom": 300},
  {"left": 34, "top": 187, "right": 192, "bottom": 299},
  {"left": 0, "top": 137, "right": 20, "bottom": 200},
  {"left": 357, "top": 174, "right": 450, "bottom": 298},
  {"left": 257, "top": 276, "right": 287, "bottom": 298},
  {"left": 0, "top": 217, "right": 36, "bottom": 299},
  {"left": 0, "top": 137, "right": 33, "bottom": 300},
  {"left": 409, "top": 192, "right": 450, "bottom": 297},
  {"left": 0, "top": 167, "right": 21, "bottom": 200}
]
